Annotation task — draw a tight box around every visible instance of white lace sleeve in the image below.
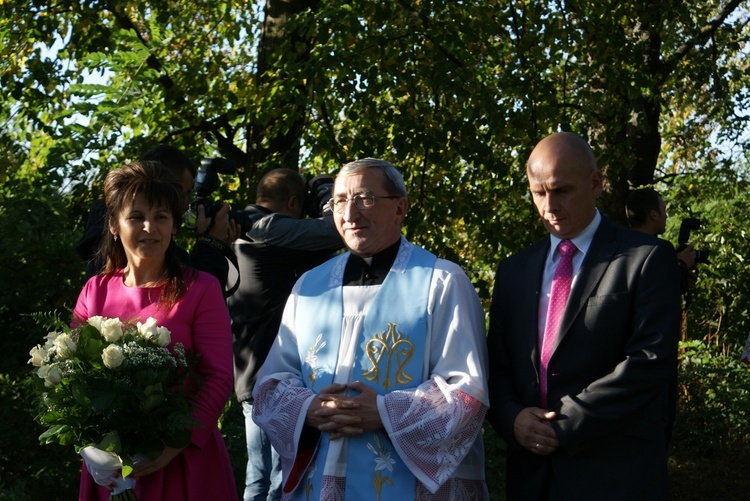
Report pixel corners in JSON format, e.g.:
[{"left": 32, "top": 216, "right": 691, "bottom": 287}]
[
  {"left": 252, "top": 375, "right": 316, "bottom": 490},
  {"left": 379, "top": 376, "right": 488, "bottom": 493}
]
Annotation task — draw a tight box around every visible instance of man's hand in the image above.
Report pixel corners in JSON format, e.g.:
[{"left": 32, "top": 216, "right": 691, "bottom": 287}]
[
  {"left": 196, "top": 203, "right": 241, "bottom": 244},
  {"left": 306, "top": 381, "right": 383, "bottom": 440},
  {"left": 513, "top": 407, "right": 560, "bottom": 455},
  {"left": 677, "top": 244, "right": 697, "bottom": 270}
]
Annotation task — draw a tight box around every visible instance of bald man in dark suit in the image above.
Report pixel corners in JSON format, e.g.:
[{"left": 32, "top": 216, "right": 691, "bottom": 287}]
[{"left": 487, "top": 132, "right": 681, "bottom": 500}]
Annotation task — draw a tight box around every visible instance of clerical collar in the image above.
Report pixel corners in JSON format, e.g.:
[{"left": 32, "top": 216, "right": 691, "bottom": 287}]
[{"left": 343, "top": 239, "right": 401, "bottom": 286}]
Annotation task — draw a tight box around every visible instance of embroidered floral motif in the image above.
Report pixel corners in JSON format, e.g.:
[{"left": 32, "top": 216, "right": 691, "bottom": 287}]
[
  {"left": 306, "top": 333, "right": 326, "bottom": 390},
  {"left": 367, "top": 435, "right": 395, "bottom": 501},
  {"left": 305, "top": 462, "right": 316, "bottom": 501},
  {"left": 391, "top": 237, "right": 412, "bottom": 273},
  {"left": 363, "top": 323, "right": 414, "bottom": 391}
]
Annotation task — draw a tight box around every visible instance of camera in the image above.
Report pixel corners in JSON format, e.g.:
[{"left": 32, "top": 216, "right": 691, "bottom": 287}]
[
  {"left": 304, "top": 174, "right": 335, "bottom": 218},
  {"left": 677, "top": 217, "right": 710, "bottom": 264},
  {"left": 184, "top": 158, "right": 249, "bottom": 232}
]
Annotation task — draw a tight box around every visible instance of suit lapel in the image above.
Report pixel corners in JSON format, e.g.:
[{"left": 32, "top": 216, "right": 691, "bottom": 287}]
[
  {"left": 554, "top": 218, "right": 618, "bottom": 353},
  {"left": 526, "top": 239, "right": 550, "bottom": 369}
]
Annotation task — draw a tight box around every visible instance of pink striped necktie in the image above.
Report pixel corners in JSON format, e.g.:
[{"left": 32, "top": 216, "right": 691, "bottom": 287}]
[{"left": 540, "top": 239, "right": 577, "bottom": 408}]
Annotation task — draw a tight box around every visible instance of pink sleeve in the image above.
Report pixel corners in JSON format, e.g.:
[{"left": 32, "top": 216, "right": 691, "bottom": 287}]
[
  {"left": 187, "top": 274, "right": 234, "bottom": 448},
  {"left": 71, "top": 278, "right": 94, "bottom": 327}
]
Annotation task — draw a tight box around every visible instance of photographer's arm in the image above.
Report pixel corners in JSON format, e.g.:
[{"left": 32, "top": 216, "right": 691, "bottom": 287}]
[{"left": 248, "top": 212, "right": 343, "bottom": 251}]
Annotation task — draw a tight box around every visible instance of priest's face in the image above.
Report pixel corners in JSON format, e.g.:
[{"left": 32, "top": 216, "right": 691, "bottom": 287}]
[{"left": 332, "top": 167, "right": 407, "bottom": 258}]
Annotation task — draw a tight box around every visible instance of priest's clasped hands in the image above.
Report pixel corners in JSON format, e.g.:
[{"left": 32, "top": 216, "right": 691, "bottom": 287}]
[{"left": 306, "top": 382, "right": 383, "bottom": 440}]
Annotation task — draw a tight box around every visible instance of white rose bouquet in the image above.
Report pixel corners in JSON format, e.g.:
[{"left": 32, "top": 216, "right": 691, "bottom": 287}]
[{"left": 28, "top": 314, "right": 200, "bottom": 500}]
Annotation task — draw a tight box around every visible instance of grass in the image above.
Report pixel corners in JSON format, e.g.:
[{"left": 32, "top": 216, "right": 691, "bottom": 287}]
[{"left": 668, "top": 443, "right": 750, "bottom": 501}]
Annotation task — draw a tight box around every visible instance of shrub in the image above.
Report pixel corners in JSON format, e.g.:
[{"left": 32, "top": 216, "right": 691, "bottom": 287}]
[{"left": 673, "top": 340, "right": 750, "bottom": 455}]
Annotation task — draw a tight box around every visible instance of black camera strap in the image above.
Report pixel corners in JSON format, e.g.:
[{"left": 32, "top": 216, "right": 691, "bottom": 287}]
[{"left": 195, "top": 234, "right": 241, "bottom": 298}]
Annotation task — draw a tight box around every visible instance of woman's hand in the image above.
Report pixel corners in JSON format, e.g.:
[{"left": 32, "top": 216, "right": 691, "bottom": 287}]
[{"left": 132, "top": 445, "right": 185, "bottom": 478}]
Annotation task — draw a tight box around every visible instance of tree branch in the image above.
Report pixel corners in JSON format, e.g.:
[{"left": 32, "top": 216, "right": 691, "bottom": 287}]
[{"left": 661, "top": 0, "right": 746, "bottom": 80}]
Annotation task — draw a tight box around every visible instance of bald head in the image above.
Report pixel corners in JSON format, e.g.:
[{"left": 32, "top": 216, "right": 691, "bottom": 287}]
[
  {"left": 526, "top": 132, "right": 603, "bottom": 239},
  {"left": 527, "top": 132, "right": 598, "bottom": 178}
]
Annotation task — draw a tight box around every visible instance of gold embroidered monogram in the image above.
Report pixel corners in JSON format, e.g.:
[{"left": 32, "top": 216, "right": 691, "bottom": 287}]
[{"left": 363, "top": 323, "right": 414, "bottom": 391}]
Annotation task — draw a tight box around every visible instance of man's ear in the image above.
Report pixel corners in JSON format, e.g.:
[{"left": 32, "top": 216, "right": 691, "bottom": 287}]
[
  {"left": 287, "top": 195, "right": 303, "bottom": 217},
  {"left": 395, "top": 197, "right": 408, "bottom": 224},
  {"left": 590, "top": 170, "right": 604, "bottom": 198}
]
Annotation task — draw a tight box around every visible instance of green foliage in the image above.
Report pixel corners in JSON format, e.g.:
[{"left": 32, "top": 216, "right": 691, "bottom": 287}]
[
  {"left": 218, "top": 398, "right": 253, "bottom": 496},
  {"left": 1, "top": 1, "right": 750, "bottom": 497},
  {"left": 662, "top": 162, "right": 750, "bottom": 346},
  {"left": 482, "top": 424, "right": 507, "bottom": 500},
  {"left": 2, "top": 0, "right": 749, "bottom": 287},
  {"left": 0, "top": 372, "right": 79, "bottom": 500},
  {"left": 0, "top": 177, "right": 84, "bottom": 375},
  {"left": 674, "top": 340, "right": 750, "bottom": 455}
]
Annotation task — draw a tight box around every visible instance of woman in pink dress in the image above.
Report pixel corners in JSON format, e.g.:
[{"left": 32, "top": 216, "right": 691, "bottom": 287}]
[{"left": 75, "top": 160, "right": 238, "bottom": 500}]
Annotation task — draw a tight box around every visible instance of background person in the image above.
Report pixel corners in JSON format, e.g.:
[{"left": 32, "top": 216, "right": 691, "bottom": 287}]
[
  {"left": 228, "top": 168, "right": 343, "bottom": 501},
  {"left": 625, "top": 187, "right": 698, "bottom": 294},
  {"left": 252, "top": 158, "right": 489, "bottom": 500},
  {"left": 487, "top": 132, "right": 681, "bottom": 500},
  {"left": 74, "top": 161, "right": 237, "bottom": 500}
]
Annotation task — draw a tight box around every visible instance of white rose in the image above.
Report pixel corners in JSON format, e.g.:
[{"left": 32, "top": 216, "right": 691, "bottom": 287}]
[
  {"left": 44, "top": 331, "right": 62, "bottom": 350},
  {"left": 137, "top": 317, "right": 171, "bottom": 347},
  {"left": 28, "top": 345, "right": 48, "bottom": 367},
  {"left": 153, "top": 326, "right": 171, "bottom": 347},
  {"left": 99, "top": 317, "right": 124, "bottom": 342},
  {"left": 87, "top": 316, "right": 104, "bottom": 331},
  {"left": 38, "top": 364, "right": 62, "bottom": 387},
  {"left": 102, "top": 344, "right": 125, "bottom": 369},
  {"left": 136, "top": 317, "right": 158, "bottom": 339},
  {"left": 53, "top": 333, "right": 77, "bottom": 359}
]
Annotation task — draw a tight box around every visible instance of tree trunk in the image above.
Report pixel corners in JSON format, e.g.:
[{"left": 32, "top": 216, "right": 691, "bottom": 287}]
[{"left": 245, "top": 0, "right": 319, "bottom": 192}]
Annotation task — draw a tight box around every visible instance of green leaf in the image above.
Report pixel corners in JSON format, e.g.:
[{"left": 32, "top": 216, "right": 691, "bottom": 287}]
[{"left": 97, "top": 430, "right": 122, "bottom": 454}]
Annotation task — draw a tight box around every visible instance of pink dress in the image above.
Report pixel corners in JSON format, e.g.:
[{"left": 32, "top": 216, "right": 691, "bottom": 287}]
[{"left": 75, "top": 270, "right": 238, "bottom": 501}]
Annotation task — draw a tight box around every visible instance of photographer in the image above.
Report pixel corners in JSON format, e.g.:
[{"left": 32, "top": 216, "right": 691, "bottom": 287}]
[
  {"left": 626, "top": 187, "right": 696, "bottom": 448},
  {"left": 74, "top": 144, "right": 240, "bottom": 294},
  {"left": 625, "top": 187, "right": 698, "bottom": 294},
  {"left": 227, "top": 168, "right": 343, "bottom": 501}
]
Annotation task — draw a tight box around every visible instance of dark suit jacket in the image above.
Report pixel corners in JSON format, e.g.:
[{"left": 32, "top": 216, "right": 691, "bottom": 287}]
[{"left": 487, "top": 217, "right": 681, "bottom": 501}]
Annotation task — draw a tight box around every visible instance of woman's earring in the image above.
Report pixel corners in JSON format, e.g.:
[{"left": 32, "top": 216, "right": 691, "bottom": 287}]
[{"left": 114, "top": 235, "right": 119, "bottom": 242}]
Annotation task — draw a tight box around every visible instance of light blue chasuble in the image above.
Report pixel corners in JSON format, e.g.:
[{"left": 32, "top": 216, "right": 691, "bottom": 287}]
[{"left": 294, "top": 238, "right": 437, "bottom": 500}]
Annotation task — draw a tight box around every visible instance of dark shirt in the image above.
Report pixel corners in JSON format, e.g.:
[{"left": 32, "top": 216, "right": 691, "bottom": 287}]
[
  {"left": 228, "top": 204, "right": 343, "bottom": 402},
  {"left": 342, "top": 239, "right": 400, "bottom": 286}
]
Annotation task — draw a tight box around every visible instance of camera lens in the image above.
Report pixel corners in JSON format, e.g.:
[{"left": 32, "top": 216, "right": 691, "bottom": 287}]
[{"left": 184, "top": 207, "right": 198, "bottom": 230}]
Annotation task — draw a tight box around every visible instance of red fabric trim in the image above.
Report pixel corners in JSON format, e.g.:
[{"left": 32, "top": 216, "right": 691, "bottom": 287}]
[{"left": 284, "top": 446, "right": 315, "bottom": 494}]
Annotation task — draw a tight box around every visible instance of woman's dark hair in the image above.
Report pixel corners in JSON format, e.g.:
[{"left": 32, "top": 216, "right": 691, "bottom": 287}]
[{"left": 98, "top": 160, "right": 192, "bottom": 308}]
